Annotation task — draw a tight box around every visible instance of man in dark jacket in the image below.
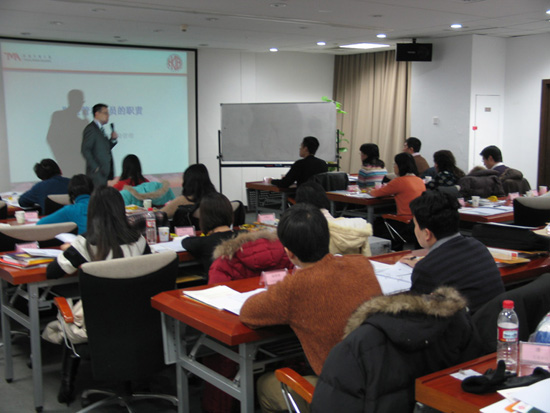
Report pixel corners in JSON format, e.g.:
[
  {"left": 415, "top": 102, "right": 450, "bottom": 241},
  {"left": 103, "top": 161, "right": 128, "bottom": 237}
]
[
  {"left": 402, "top": 190, "right": 504, "bottom": 313},
  {"left": 312, "top": 287, "right": 483, "bottom": 412},
  {"left": 270, "top": 136, "right": 328, "bottom": 188}
]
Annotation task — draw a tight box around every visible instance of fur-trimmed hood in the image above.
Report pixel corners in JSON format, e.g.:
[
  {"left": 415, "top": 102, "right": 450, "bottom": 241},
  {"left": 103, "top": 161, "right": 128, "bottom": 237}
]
[
  {"left": 212, "top": 229, "right": 279, "bottom": 260},
  {"left": 344, "top": 286, "right": 467, "bottom": 342}
]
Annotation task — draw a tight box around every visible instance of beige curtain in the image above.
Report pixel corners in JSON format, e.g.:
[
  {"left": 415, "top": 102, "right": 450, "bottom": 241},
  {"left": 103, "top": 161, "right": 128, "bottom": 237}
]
[{"left": 333, "top": 51, "right": 411, "bottom": 174}]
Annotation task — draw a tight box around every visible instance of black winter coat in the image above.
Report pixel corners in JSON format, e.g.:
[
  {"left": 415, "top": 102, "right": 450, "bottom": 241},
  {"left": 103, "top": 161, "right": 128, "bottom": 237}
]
[{"left": 311, "top": 287, "right": 483, "bottom": 413}]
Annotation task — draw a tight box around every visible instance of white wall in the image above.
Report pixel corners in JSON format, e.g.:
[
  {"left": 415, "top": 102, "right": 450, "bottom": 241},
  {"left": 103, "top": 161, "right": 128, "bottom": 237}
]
[
  {"left": 197, "top": 50, "right": 335, "bottom": 203},
  {"left": 504, "top": 33, "right": 550, "bottom": 187},
  {"left": 410, "top": 36, "right": 473, "bottom": 173}
]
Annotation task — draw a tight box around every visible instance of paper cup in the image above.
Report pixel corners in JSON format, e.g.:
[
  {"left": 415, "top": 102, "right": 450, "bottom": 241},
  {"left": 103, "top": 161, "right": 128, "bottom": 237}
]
[
  {"left": 15, "top": 211, "right": 25, "bottom": 224},
  {"left": 143, "top": 199, "right": 152, "bottom": 209},
  {"left": 471, "top": 196, "right": 480, "bottom": 207},
  {"left": 158, "top": 226, "right": 170, "bottom": 243}
]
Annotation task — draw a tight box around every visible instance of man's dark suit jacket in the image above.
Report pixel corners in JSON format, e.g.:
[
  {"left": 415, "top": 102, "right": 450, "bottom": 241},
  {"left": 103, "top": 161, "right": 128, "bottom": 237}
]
[
  {"left": 271, "top": 155, "right": 328, "bottom": 188},
  {"left": 81, "top": 121, "right": 117, "bottom": 186}
]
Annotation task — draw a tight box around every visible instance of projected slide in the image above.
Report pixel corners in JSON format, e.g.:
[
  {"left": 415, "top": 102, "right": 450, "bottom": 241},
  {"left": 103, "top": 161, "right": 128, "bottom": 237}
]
[{"left": 0, "top": 41, "right": 195, "bottom": 183}]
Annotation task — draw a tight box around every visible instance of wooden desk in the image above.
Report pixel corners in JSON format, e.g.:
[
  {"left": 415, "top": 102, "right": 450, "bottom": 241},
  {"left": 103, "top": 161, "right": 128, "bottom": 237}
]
[
  {"left": 245, "top": 181, "right": 296, "bottom": 214},
  {"left": 325, "top": 190, "right": 395, "bottom": 223},
  {"left": 459, "top": 210, "right": 514, "bottom": 223},
  {"left": 415, "top": 353, "right": 502, "bottom": 413},
  {"left": 151, "top": 277, "right": 303, "bottom": 413}
]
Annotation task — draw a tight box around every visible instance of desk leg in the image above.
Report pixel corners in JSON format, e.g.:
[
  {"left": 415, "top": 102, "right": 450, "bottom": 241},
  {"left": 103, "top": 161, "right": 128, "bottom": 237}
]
[
  {"left": 281, "top": 193, "right": 288, "bottom": 212},
  {"left": 28, "top": 283, "right": 44, "bottom": 411},
  {"left": 367, "top": 205, "right": 374, "bottom": 224},
  {"left": 239, "top": 343, "right": 256, "bottom": 413},
  {"left": 175, "top": 322, "right": 188, "bottom": 413},
  {"left": 0, "top": 280, "right": 14, "bottom": 383},
  {"left": 330, "top": 200, "right": 335, "bottom": 216}
]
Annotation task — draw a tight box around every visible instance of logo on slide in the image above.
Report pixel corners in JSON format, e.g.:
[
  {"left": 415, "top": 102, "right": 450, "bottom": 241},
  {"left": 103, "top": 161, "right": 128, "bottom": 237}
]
[
  {"left": 167, "top": 54, "right": 183, "bottom": 72},
  {"left": 3, "top": 52, "right": 22, "bottom": 61}
]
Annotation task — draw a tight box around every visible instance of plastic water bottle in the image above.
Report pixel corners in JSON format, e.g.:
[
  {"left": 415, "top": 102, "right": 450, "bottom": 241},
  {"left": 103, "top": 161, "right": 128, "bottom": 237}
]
[
  {"left": 497, "top": 300, "right": 519, "bottom": 374},
  {"left": 145, "top": 207, "right": 157, "bottom": 244},
  {"left": 534, "top": 312, "right": 550, "bottom": 343}
]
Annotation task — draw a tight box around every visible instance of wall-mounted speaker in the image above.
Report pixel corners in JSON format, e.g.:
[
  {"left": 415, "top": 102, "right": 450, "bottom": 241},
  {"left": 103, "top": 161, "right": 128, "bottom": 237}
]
[{"left": 396, "top": 43, "right": 433, "bottom": 62}]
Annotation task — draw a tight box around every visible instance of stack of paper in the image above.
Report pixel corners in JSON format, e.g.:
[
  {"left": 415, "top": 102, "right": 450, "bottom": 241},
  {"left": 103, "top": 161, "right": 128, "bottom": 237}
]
[{"left": 183, "top": 285, "right": 266, "bottom": 315}]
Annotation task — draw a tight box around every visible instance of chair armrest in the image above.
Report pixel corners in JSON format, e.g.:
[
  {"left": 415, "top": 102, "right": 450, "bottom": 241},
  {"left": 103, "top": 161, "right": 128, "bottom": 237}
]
[
  {"left": 382, "top": 213, "right": 412, "bottom": 224},
  {"left": 53, "top": 297, "right": 74, "bottom": 323},
  {"left": 275, "top": 368, "right": 315, "bottom": 404}
]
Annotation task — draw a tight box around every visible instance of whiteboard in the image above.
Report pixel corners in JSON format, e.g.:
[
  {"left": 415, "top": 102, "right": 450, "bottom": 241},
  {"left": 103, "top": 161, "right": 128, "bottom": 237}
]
[{"left": 220, "top": 102, "right": 337, "bottom": 163}]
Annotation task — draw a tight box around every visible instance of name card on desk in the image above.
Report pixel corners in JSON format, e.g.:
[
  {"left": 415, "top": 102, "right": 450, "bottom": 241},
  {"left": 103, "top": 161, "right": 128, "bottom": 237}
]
[
  {"left": 519, "top": 341, "right": 550, "bottom": 376},
  {"left": 15, "top": 242, "right": 38, "bottom": 252},
  {"left": 257, "top": 213, "right": 276, "bottom": 223},
  {"left": 260, "top": 269, "right": 288, "bottom": 287},
  {"left": 175, "top": 226, "right": 195, "bottom": 237},
  {"left": 25, "top": 211, "right": 39, "bottom": 222}
]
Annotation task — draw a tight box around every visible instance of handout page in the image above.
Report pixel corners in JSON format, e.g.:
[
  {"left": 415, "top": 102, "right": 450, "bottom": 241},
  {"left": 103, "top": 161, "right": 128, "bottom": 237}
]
[
  {"left": 183, "top": 285, "right": 267, "bottom": 315},
  {"left": 21, "top": 248, "right": 63, "bottom": 258},
  {"left": 55, "top": 233, "right": 77, "bottom": 243},
  {"left": 369, "top": 260, "right": 412, "bottom": 295},
  {"left": 150, "top": 236, "right": 188, "bottom": 253},
  {"left": 459, "top": 206, "right": 513, "bottom": 216}
]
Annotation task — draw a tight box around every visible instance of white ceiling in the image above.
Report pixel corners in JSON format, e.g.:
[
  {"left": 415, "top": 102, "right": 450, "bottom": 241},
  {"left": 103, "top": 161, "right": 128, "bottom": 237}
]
[{"left": 1, "top": 0, "right": 550, "bottom": 54}]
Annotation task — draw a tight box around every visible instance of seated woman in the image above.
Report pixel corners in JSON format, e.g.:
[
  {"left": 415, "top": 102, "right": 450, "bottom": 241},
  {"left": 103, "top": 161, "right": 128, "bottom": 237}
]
[
  {"left": 43, "top": 186, "right": 151, "bottom": 404},
  {"left": 427, "top": 149, "right": 465, "bottom": 190},
  {"left": 369, "top": 153, "right": 426, "bottom": 250},
  {"left": 295, "top": 181, "right": 372, "bottom": 256},
  {"left": 161, "top": 163, "right": 217, "bottom": 219},
  {"left": 369, "top": 153, "right": 425, "bottom": 216},
  {"left": 357, "top": 143, "right": 387, "bottom": 190},
  {"left": 36, "top": 174, "right": 94, "bottom": 234},
  {"left": 180, "top": 192, "right": 238, "bottom": 274},
  {"left": 19, "top": 159, "right": 70, "bottom": 213},
  {"left": 112, "top": 154, "right": 149, "bottom": 190}
]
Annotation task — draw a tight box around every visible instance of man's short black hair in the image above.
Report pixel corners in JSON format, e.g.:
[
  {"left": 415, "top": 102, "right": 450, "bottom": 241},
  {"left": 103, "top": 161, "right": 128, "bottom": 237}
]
[
  {"left": 92, "top": 103, "right": 108, "bottom": 116},
  {"left": 480, "top": 145, "right": 503, "bottom": 163},
  {"left": 302, "top": 136, "right": 320, "bottom": 155},
  {"left": 33, "top": 159, "right": 62, "bottom": 180},
  {"left": 410, "top": 190, "right": 460, "bottom": 240},
  {"left": 277, "top": 203, "right": 329, "bottom": 263},
  {"left": 405, "top": 137, "right": 421, "bottom": 153}
]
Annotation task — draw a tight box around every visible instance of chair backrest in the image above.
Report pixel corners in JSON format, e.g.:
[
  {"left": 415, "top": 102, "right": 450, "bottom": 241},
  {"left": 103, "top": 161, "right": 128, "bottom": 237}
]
[
  {"left": 0, "top": 200, "right": 6, "bottom": 220},
  {"left": 44, "top": 194, "right": 71, "bottom": 216},
  {"left": 513, "top": 196, "right": 550, "bottom": 227},
  {"left": 0, "top": 222, "right": 78, "bottom": 252},
  {"left": 472, "top": 273, "right": 550, "bottom": 354},
  {"left": 309, "top": 172, "right": 348, "bottom": 191},
  {"left": 79, "top": 251, "right": 178, "bottom": 381},
  {"left": 231, "top": 200, "right": 246, "bottom": 226}
]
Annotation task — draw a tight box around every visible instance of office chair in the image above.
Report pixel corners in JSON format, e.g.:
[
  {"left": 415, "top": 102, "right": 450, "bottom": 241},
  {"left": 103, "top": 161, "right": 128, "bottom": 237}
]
[
  {"left": 472, "top": 273, "right": 550, "bottom": 354},
  {"left": 380, "top": 214, "right": 414, "bottom": 251},
  {"left": 172, "top": 203, "right": 200, "bottom": 229},
  {"left": 513, "top": 196, "right": 550, "bottom": 227},
  {"left": 231, "top": 200, "right": 246, "bottom": 226},
  {"left": 0, "top": 222, "right": 77, "bottom": 252},
  {"left": 44, "top": 194, "right": 71, "bottom": 215},
  {"left": 0, "top": 200, "right": 7, "bottom": 219},
  {"left": 309, "top": 172, "right": 348, "bottom": 191},
  {"left": 275, "top": 368, "right": 315, "bottom": 413},
  {"left": 54, "top": 251, "right": 179, "bottom": 411}
]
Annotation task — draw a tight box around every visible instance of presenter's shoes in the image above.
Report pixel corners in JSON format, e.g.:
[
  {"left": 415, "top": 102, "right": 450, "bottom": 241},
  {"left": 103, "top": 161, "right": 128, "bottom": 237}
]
[{"left": 57, "top": 351, "right": 80, "bottom": 405}]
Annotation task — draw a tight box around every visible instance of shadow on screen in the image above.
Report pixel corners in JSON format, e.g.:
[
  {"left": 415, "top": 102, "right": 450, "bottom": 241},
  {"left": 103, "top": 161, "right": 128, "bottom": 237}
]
[{"left": 46, "top": 89, "right": 89, "bottom": 177}]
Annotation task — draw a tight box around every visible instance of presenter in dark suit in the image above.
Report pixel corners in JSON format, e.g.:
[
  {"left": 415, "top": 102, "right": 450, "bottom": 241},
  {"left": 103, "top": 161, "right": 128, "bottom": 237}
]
[
  {"left": 81, "top": 103, "right": 118, "bottom": 187},
  {"left": 270, "top": 136, "right": 328, "bottom": 188}
]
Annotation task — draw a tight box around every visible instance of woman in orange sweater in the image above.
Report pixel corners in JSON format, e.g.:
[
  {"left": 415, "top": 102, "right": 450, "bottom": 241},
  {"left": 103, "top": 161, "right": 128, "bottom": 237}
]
[
  {"left": 369, "top": 152, "right": 425, "bottom": 216},
  {"left": 369, "top": 152, "right": 425, "bottom": 250}
]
